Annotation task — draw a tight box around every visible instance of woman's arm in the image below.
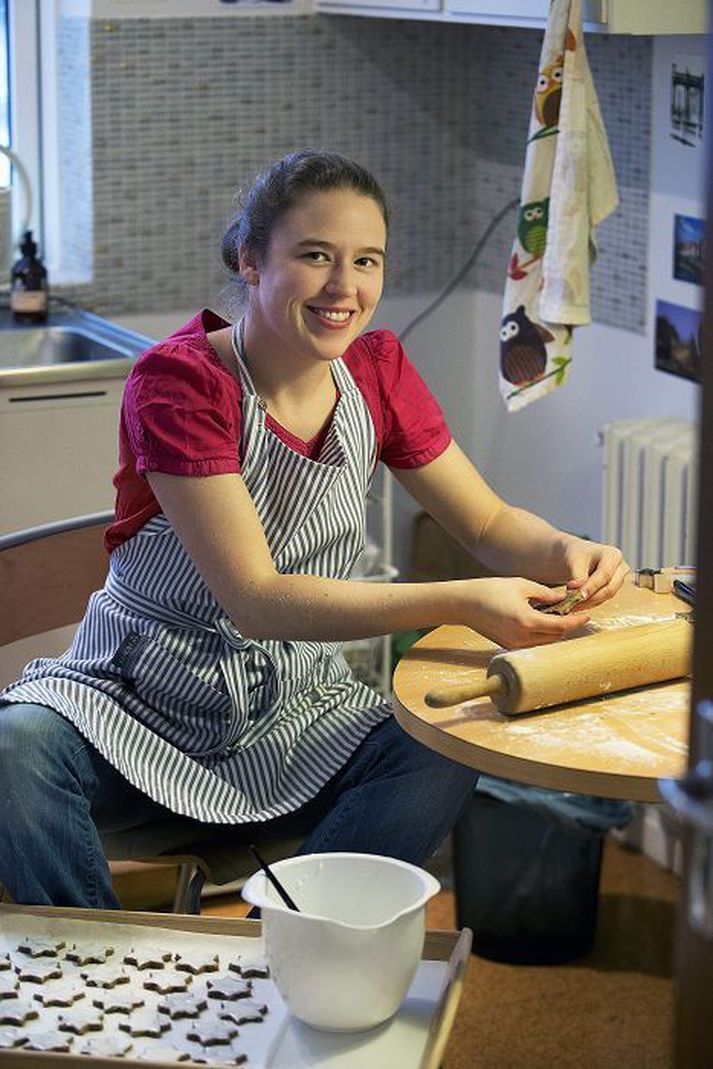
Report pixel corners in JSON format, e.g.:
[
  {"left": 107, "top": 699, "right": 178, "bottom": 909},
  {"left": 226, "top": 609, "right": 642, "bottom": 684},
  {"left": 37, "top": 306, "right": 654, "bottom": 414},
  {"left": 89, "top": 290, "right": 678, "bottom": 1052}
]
[
  {"left": 147, "top": 468, "right": 590, "bottom": 648},
  {"left": 393, "top": 440, "right": 629, "bottom": 609}
]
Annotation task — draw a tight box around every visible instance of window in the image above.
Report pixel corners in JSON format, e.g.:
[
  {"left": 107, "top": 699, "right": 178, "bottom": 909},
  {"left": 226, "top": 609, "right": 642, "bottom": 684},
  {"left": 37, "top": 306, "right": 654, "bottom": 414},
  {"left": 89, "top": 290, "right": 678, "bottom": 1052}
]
[
  {"left": 1, "top": 1, "right": 42, "bottom": 261},
  {"left": 0, "top": 1, "right": 10, "bottom": 187}
]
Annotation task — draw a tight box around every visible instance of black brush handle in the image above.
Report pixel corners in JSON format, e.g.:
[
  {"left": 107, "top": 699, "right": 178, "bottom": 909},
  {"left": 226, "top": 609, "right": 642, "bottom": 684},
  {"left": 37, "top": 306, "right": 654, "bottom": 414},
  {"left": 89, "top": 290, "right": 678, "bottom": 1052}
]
[{"left": 250, "top": 845, "right": 300, "bottom": 912}]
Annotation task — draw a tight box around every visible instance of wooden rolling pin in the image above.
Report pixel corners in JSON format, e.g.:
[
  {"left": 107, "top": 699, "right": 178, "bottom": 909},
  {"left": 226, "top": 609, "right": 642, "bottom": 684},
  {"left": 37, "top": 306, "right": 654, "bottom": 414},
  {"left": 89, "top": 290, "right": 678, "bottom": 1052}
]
[{"left": 424, "top": 616, "right": 692, "bottom": 714}]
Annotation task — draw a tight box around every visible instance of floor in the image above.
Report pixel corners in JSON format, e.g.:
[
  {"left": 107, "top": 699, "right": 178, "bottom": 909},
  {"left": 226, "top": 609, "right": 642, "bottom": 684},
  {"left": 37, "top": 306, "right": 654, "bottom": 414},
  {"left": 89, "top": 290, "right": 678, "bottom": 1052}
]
[
  {"left": 431, "top": 840, "right": 679, "bottom": 1069},
  {"left": 196, "top": 838, "right": 679, "bottom": 1069}
]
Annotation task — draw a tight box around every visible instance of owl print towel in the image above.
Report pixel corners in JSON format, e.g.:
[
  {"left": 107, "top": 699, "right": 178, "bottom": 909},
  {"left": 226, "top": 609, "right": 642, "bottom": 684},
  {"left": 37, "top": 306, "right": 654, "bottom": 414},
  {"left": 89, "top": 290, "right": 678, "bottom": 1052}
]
[{"left": 499, "top": 0, "right": 618, "bottom": 412}]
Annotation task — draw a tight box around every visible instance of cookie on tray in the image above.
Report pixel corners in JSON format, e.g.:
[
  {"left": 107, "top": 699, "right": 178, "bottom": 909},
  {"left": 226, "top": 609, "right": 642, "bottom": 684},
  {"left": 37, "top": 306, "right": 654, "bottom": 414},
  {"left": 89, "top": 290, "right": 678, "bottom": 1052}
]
[
  {"left": 65, "top": 943, "right": 115, "bottom": 966},
  {"left": 123, "top": 947, "right": 174, "bottom": 970},
  {"left": 218, "top": 999, "right": 268, "bottom": 1026},
  {"left": 118, "top": 1013, "right": 171, "bottom": 1038},
  {"left": 57, "top": 1007, "right": 104, "bottom": 1035},
  {"left": 34, "top": 981, "right": 86, "bottom": 1007},
  {"left": 227, "top": 956, "right": 269, "bottom": 979},
  {"left": 134, "top": 1045, "right": 193, "bottom": 1063},
  {"left": 79, "top": 1034, "right": 134, "bottom": 1058},
  {"left": 82, "top": 965, "right": 131, "bottom": 989},
  {"left": 91, "top": 990, "right": 145, "bottom": 1015},
  {"left": 206, "top": 976, "right": 252, "bottom": 1001},
  {"left": 174, "top": 951, "right": 220, "bottom": 976},
  {"left": 185, "top": 1020, "right": 239, "bottom": 1046},
  {"left": 0, "top": 977, "right": 19, "bottom": 1000},
  {"left": 14, "top": 960, "right": 63, "bottom": 984},
  {"left": 16, "top": 936, "right": 66, "bottom": 959},
  {"left": 186, "top": 1047, "right": 248, "bottom": 1066},
  {"left": 23, "top": 1030, "right": 73, "bottom": 1053},
  {"left": 0, "top": 1027, "right": 27, "bottom": 1049},
  {"left": 157, "top": 992, "right": 208, "bottom": 1020},
  {"left": 0, "top": 1001, "right": 40, "bottom": 1027},
  {"left": 143, "top": 971, "right": 193, "bottom": 995}
]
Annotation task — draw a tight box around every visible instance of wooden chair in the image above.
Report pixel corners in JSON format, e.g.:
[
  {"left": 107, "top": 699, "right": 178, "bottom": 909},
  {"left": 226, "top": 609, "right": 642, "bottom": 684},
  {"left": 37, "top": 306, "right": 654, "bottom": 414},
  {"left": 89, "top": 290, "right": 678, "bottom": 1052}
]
[{"left": 0, "top": 511, "right": 303, "bottom": 914}]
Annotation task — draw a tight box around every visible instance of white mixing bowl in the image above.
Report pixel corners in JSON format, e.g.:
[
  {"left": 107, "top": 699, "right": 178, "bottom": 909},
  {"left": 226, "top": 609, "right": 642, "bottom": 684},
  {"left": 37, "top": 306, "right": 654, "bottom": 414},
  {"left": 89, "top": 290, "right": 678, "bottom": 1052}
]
[{"left": 242, "top": 852, "right": 440, "bottom": 1032}]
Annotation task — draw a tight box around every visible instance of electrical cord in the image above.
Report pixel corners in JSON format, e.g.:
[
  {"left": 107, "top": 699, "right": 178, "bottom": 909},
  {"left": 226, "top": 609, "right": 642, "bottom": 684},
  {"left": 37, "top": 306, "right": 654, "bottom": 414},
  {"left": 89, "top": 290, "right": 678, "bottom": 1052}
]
[{"left": 398, "top": 197, "right": 519, "bottom": 344}]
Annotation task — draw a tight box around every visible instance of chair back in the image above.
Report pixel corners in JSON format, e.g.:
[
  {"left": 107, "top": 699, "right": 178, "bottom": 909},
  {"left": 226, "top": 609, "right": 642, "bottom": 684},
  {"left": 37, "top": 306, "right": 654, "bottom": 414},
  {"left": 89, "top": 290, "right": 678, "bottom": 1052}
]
[
  {"left": 0, "top": 511, "right": 112, "bottom": 648},
  {"left": 0, "top": 510, "right": 304, "bottom": 911}
]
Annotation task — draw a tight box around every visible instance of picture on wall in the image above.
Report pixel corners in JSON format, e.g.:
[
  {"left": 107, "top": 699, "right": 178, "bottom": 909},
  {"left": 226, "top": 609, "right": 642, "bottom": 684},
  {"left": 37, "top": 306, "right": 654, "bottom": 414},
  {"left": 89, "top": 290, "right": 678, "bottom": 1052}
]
[
  {"left": 655, "top": 298, "right": 702, "bottom": 382},
  {"left": 673, "top": 213, "right": 705, "bottom": 285},
  {"left": 670, "top": 55, "right": 705, "bottom": 148}
]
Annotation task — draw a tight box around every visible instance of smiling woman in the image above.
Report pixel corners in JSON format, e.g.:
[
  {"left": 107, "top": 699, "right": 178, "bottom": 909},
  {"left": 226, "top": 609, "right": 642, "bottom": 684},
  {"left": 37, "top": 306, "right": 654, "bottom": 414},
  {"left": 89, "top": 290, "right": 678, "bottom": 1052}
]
[
  {"left": 232, "top": 186, "right": 386, "bottom": 378},
  {"left": 0, "top": 148, "right": 627, "bottom": 910}
]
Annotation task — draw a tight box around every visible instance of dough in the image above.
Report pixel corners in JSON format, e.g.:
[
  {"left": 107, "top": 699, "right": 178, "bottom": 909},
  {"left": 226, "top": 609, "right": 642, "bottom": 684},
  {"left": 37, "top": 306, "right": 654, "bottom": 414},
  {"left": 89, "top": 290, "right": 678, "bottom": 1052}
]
[{"left": 536, "top": 588, "right": 587, "bottom": 615}]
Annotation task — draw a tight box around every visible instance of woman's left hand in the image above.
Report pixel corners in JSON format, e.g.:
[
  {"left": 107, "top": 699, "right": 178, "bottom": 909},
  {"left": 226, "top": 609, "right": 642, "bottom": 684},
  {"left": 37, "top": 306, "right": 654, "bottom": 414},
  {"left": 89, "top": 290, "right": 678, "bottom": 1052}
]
[{"left": 560, "top": 537, "right": 630, "bottom": 609}]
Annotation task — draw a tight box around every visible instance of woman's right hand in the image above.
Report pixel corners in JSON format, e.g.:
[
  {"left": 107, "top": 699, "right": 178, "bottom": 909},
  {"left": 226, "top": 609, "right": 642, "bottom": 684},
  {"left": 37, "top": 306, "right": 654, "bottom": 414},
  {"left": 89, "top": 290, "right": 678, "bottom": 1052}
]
[{"left": 457, "top": 577, "right": 591, "bottom": 650}]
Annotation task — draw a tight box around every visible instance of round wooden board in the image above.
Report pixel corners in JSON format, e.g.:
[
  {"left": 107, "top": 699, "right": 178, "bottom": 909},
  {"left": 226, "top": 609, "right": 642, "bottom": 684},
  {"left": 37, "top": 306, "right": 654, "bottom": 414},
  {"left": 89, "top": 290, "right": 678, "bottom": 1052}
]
[{"left": 393, "top": 581, "right": 690, "bottom": 801}]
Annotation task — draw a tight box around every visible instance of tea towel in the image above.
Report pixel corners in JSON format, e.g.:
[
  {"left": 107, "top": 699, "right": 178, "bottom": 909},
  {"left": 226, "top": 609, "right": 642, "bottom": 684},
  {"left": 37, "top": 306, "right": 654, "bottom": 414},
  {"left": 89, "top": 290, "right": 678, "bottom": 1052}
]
[{"left": 499, "top": 0, "right": 618, "bottom": 411}]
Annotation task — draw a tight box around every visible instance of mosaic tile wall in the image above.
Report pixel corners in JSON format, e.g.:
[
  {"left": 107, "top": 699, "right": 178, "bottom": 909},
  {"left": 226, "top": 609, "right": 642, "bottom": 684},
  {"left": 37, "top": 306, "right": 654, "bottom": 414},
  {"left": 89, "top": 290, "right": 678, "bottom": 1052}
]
[
  {"left": 56, "top": 17, "right": 92, "bottom": 280},
  {"left": 59, "top": 14, "right": 651, "bottom": 333}
]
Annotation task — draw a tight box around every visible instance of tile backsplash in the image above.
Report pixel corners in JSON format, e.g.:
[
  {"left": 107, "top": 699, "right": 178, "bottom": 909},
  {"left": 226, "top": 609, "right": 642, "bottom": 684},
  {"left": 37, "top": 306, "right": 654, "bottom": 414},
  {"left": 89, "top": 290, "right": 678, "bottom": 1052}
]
[{"left": 56, "top": 14, "right": 650, "bottom": 333}]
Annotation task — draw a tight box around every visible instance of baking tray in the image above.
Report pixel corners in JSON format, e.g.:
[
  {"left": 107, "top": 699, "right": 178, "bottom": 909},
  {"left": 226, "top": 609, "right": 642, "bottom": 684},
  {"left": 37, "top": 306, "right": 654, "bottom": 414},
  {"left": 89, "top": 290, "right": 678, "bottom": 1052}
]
[{"left": 0, "top": 904, "right": 471, "bottom": 1069}]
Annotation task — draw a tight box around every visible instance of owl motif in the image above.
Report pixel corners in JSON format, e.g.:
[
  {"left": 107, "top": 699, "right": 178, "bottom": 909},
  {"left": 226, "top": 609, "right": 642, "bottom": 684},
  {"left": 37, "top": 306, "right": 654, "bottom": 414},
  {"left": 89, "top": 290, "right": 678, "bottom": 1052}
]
[
  {"left": 500, "top": 305, "right": 554, "bottom": 386},
  {"left": 517, "top": 198, "right": 549, "bottom": 256},
  {"left": 534, "top": 55, "right": 563, "bottom": 127}
]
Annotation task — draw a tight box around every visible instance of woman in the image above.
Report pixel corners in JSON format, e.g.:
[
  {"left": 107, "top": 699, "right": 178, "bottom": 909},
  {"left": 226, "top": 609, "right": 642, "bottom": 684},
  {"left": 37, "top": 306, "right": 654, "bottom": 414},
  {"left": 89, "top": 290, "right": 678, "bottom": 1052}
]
[{"left": 0, "top": 150, "right": 627, "bottom": 908}]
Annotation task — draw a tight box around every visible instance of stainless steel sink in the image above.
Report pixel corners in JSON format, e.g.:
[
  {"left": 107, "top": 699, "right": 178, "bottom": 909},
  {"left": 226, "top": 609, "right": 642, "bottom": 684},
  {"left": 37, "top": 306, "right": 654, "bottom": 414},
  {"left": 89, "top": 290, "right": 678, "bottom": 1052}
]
[
  {"left": 0, "top": 326, "right": 139, "bottom": 368},
  {"left": 0, "top": 307, "right": 154, "bottom": 387}
]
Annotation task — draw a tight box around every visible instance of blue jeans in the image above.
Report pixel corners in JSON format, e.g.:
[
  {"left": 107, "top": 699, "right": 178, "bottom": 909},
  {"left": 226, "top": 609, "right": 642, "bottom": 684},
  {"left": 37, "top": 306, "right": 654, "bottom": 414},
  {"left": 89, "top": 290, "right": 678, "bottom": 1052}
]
[{"left": 0, "top": 703, "right": 478, "bottom": 909}]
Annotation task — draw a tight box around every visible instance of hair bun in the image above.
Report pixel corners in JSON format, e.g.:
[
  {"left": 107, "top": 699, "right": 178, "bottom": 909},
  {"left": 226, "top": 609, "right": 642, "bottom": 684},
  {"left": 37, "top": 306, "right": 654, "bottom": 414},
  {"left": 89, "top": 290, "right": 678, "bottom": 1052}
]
[{"left": 221, "top": 216, "right": 242, "bottom": 274}]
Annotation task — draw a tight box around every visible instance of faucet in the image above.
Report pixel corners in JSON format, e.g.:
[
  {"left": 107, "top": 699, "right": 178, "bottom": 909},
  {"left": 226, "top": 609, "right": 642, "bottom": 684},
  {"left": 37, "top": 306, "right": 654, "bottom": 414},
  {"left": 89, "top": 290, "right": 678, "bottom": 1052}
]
[{"left": 0, "top": 144, "right": 33, "bottom": 276}]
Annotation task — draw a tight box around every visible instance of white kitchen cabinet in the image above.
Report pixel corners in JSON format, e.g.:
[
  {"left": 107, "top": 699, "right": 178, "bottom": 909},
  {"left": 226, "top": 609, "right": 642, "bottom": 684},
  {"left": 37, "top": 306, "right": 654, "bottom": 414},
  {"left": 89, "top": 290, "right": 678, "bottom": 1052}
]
[
  {"left": 444, "top": 0, "right": 707, "bottom": 33},
  {"left": 70, "top": 0, "right": 311, "bottom": 17},
  {"left": 316, "top": 0, "right": 708, "bottom": 34},
  {"left": 0, "top": 377, "right": 124, "bottom": 535},
  {"left": 317, "top": 0, "right": 438, "bottom": 11}
]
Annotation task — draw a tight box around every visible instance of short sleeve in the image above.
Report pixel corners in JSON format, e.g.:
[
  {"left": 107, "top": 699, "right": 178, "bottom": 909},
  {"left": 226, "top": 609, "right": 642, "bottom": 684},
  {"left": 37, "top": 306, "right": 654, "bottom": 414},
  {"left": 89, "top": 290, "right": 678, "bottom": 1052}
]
[
  {"left": 124, "top": 341, "right": 242, "bottom": 477},
  {"left": 353, "top": 331, "right": 451, "bottom": 469}
]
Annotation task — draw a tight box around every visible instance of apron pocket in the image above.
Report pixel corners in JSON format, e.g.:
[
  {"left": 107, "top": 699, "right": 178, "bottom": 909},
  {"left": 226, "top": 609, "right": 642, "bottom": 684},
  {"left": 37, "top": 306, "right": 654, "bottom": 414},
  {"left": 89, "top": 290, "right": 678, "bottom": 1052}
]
[
  {"left": 111, "top": 633, "right": 234, "bottom": 757},
  {"left": 218, "top": 642, "right": 280, "bottom": 751}
]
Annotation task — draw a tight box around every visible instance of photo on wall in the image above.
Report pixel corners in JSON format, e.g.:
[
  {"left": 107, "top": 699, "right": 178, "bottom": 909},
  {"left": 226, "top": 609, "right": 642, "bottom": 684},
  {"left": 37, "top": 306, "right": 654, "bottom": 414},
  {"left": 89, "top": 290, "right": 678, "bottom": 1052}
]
[
  {"left": 673, "top": 214, "right": 705, "bottom": 285},
  {"left": 670, "top": 55, "right": 705, "bottom": 148},
  {"left": 655, "top": 298, "right": 702, "bottom": 382}
]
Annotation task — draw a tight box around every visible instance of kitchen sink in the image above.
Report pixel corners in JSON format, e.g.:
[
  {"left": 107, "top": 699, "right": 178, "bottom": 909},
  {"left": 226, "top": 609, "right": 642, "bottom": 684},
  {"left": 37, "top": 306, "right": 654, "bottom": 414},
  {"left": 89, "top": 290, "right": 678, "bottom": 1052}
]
[
  {"left": 0, "top": 305, "right": 154, "bottom": 387},
  {"left": 0, "top": 326, "right": 138, "bottom": 368}
]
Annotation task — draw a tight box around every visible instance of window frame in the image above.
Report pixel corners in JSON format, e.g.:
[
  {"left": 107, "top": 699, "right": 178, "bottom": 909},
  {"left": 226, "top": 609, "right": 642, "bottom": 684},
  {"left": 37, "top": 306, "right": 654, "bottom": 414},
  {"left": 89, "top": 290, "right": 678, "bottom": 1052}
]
[
  {"left": 7, "top": 0, "right": 81, "bottom": 282},
  {"left": 7, "top": 0, "right": 42, "bottom": 243}
]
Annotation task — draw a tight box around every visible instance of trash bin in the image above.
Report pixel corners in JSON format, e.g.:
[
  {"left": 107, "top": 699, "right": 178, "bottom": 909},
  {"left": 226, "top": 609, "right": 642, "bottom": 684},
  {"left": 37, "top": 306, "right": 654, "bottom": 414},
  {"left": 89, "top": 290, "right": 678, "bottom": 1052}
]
[{"left": 453, "top": 777, "right": 632, "bottom": 965}]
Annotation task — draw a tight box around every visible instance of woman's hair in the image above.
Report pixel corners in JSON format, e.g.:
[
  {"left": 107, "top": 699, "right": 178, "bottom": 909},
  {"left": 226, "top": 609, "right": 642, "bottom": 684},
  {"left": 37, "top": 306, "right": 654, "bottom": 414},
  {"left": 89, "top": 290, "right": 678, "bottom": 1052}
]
[{"left": 221, "top": 150, "right": 389, "bottom": 276}]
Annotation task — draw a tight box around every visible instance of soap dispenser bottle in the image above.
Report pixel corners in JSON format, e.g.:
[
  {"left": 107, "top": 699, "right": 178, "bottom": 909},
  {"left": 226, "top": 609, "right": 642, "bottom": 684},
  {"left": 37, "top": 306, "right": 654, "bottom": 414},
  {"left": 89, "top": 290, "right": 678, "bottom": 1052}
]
[{"left": 10, "top": 229, "right": 49, "bottom": 323}]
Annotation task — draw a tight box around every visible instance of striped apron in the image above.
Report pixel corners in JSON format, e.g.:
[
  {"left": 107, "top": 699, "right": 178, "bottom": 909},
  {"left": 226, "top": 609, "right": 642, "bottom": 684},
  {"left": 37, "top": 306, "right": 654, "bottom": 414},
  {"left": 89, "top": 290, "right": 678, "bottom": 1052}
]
[{"left": 1, "top": 348, "right": 391, "bottom": 823}]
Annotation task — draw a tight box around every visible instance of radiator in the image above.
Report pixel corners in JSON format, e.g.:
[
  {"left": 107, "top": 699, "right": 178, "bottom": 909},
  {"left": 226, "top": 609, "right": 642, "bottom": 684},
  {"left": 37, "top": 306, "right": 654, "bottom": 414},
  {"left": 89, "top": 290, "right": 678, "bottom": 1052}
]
[{"left": 600, "top": 418, "right": 698, "bottom": 569}]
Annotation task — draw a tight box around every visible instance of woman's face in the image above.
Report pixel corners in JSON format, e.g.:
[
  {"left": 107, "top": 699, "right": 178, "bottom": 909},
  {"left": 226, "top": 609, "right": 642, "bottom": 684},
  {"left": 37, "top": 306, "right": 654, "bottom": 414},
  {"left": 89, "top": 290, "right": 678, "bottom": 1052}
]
[{"left": 241, "top": 187, "right": 387, "bottom": 365}]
